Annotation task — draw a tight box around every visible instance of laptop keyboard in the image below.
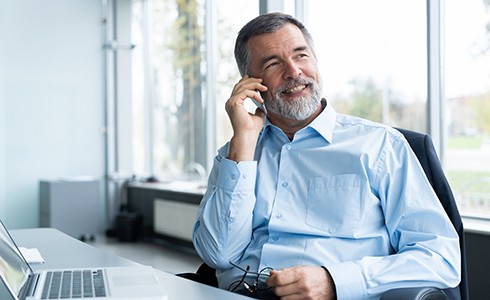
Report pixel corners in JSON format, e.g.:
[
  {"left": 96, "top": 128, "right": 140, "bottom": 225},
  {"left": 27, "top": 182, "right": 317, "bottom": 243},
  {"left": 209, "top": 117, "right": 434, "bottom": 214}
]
[{"left": 41, "top": 270, "right": 107, "bottom": 299}]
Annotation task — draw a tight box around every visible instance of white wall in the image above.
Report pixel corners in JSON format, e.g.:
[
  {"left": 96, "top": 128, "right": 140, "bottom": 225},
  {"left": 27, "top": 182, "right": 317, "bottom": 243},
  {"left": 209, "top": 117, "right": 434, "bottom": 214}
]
[
  {"left": 0, "top": 0, "right": 105, "bottom": 229},
  {"left": 0, "top": 0, "right": 6, "bottom": 226}
]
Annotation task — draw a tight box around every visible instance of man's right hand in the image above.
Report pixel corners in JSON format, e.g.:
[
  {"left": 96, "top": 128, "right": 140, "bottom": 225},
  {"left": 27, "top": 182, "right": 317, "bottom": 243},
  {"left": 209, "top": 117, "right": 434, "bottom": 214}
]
[{"left": 226, "top": 75, "right": 268, "bottom": 162}]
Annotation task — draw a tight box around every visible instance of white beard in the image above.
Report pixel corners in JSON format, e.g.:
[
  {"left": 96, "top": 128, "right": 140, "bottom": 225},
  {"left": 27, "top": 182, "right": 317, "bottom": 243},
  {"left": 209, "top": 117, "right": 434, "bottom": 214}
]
[{"left": 265, "top": 77, "right": 322, "bottom": 121}]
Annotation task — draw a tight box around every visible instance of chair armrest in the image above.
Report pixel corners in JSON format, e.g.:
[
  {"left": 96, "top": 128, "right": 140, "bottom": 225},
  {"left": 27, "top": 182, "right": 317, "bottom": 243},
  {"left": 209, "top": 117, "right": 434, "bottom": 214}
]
[
  {"left": 380, "top": 287, "right": 447, "bottom": 300},
  {"left": 175, "top": 262, "right": 218, "bottom": 287}
]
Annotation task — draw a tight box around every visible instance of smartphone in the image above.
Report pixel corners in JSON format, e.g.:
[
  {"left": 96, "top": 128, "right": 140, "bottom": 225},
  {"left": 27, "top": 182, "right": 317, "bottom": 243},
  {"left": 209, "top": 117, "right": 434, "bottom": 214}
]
[
  {"left": 245, "top": 75, "right": 267, "bottom": 114},
  {"left": 250, "top": 93, "right": 267, "bottom": 114},
  {"left": 251, "top": 98, "right": 267, "bottom": 114}
]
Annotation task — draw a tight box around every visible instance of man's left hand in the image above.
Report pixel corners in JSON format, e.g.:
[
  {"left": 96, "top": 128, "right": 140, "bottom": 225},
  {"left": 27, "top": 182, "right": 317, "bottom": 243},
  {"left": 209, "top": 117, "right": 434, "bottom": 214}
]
[{"left": 265, "top": 265, "right": 336, "bottom": 300}]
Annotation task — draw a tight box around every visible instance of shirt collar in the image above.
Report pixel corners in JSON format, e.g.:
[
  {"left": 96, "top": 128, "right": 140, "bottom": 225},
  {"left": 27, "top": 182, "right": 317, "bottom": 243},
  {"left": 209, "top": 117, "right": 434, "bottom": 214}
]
[
  {"left": 307, "top": 99, "right": 336, "bottom": 144},
  {"left": 258, "top": 98, "right": 336, "bottom": 144}
]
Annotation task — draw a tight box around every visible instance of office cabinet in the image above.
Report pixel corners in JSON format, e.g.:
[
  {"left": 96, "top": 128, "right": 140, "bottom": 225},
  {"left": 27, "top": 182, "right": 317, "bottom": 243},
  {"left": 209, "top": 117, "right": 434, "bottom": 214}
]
[{"left": 40, "top": 179, "right": 101, "bottom": 240}]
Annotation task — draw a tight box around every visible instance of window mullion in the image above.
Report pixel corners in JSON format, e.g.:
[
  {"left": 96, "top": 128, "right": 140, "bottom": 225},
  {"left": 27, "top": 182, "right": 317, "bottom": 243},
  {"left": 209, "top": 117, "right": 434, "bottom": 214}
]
[
  {"left": 427, "top": 0, "right": 445, "bottom": 161},
  {"left": 205, "top": 0, "right": 217, "bottom": 174}
]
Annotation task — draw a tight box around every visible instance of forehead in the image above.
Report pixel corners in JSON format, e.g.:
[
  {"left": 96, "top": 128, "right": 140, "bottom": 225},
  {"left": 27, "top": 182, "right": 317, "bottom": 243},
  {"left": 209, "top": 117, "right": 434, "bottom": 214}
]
[{"left": 247, "top": 24, "right": 309, "bottom": 63}]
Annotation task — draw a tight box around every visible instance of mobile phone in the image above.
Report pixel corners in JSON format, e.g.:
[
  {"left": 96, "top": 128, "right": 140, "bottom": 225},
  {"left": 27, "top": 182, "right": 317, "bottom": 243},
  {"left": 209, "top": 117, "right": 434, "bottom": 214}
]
[
  {"left": 250, "top": 95, "right": 267, "bottom": 114},
  {"left": 246, "top": 75, "right": 267, "bottom": 115}
]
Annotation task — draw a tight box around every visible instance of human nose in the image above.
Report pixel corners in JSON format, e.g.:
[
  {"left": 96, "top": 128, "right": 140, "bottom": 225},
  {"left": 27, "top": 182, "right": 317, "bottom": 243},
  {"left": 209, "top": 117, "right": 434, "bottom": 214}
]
[{"left": 282, "top": 60, "right": 302, "bottom": 80}]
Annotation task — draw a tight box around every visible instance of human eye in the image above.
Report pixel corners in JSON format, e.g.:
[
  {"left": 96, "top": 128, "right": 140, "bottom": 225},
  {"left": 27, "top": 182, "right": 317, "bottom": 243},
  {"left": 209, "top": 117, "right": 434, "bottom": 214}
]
[
  {"left": 296, "top": 52, "right": 309, "bottom": 60},
  {"left": 265, "top": 61, "right": 279, "bottom": 70}
]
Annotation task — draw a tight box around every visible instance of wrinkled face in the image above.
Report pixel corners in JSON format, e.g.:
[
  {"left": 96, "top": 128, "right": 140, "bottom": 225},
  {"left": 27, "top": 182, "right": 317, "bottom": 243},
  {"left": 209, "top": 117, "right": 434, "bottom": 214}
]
[{"left": 247, "top": 24, "right": 322, "bottom": 120}]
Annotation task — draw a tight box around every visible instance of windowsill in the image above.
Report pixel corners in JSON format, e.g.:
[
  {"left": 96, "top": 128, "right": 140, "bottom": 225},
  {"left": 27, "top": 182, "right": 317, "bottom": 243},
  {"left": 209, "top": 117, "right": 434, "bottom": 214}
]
[
  {"left": 463, "top": 216, "right": 490, "bottom": 236},
  {"left": 128, "top": 180, "right": 207, "bottom": 196}
]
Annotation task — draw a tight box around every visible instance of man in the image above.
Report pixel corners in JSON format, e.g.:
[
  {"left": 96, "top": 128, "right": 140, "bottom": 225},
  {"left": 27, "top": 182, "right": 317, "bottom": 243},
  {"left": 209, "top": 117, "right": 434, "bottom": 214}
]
[{"left": 193, "top": 13, "right": 460, "bottom": 299}]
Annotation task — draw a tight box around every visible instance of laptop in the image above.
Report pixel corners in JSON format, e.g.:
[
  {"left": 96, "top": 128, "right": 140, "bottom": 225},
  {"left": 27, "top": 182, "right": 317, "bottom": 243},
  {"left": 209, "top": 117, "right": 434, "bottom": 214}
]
[{"left": 0, "top": 220, "right": 168, "bottom": 300}]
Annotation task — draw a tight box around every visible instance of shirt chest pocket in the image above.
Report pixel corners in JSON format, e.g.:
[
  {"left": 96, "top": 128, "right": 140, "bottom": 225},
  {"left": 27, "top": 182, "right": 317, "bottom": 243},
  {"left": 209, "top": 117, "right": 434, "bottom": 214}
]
[{"left": 306, "top": 174, "right": 365, "bottom": 235}]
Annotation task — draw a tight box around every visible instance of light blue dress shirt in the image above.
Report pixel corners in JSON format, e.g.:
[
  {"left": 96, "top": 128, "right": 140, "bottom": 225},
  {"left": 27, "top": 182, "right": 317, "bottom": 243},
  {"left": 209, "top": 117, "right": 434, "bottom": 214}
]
[{"left": 193, "top": 101, "right": 460, "bottom": 299}]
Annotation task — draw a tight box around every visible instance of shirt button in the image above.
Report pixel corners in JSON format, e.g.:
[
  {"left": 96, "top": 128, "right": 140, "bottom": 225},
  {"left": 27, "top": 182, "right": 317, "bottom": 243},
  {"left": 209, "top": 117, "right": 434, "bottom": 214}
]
[
  {"left": 242, "top": 173, "right": 248, "bottom": 179},
  {"left": 282, "top": 182, "right": 288, "bottom": 188},
  {"left": 286, "top": 145, "right": 292, "bottom": 151},
  {"left": 230, "top": 174, "right": 237, "bottom": 180},
  {"left": 271, "top": 236, "right": 279, "bottom": 242},
  {"left": 275, "top": 213, "right": 282, "bottom": 219}
]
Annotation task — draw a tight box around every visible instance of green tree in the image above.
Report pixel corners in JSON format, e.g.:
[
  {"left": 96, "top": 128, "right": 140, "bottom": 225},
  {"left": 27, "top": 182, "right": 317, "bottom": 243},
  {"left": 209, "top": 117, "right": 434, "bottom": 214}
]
[
  {"left": 475, "top": 92, "right": 490, "bottom": 134},
  {"left": 348, "top": 78, "right": 383, "bottom": 122},
  {"left": 164, "top": 0, "right": 207, "bottom": 173},
  {"left": 483, "top": 0, "right": 490, "bottom": 53},
  {"left": 469, "top": 1, "right": 490, "bottom": 135}
]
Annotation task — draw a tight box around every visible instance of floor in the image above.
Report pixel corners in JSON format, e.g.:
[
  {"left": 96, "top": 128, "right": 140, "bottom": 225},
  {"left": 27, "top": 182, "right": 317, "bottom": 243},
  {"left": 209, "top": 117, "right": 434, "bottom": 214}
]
[{"left": 87, "top": 235, "right": 204, "bottom": 275}]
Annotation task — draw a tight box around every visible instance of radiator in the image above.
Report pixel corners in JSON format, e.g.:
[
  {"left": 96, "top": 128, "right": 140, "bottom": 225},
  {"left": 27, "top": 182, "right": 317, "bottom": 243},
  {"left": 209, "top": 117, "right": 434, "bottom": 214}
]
[{"left": 153, "top": 198, "right": 199, "bottom": 241}]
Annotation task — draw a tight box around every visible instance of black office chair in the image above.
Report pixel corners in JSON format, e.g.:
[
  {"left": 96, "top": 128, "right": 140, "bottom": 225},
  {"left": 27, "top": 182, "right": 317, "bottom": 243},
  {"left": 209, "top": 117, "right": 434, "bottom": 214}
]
[
  {"left": 389, "top": 128, "right": 468, "bottom": 300},
  {"left": 178, "top": 128, "right": 468, "bottom": 300}
]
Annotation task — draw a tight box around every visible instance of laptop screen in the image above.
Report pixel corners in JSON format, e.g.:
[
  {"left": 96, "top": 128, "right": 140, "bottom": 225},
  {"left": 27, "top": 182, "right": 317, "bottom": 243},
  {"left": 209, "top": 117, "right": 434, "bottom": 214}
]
[{"left": 0, "top": 220, "right": 32, "bottom": 297}]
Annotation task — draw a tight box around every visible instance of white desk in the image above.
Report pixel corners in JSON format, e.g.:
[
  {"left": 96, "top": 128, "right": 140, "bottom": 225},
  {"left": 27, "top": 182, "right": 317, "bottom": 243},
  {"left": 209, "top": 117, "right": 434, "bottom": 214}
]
[{"left": 11, "top": 228, "right": 250, "bottom": 300}]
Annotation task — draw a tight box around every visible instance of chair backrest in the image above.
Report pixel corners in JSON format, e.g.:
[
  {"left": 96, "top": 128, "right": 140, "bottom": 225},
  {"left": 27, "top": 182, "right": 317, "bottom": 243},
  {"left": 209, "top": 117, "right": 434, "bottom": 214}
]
[{"left": 395, "top": 127, "right": 468, "bottom": 300}]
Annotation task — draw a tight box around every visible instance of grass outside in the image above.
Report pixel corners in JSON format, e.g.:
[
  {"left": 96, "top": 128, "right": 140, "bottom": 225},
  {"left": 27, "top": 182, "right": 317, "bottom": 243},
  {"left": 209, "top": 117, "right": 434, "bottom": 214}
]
[
  {"left": 447, "top": 136, "right": 485, "bottom": 150},
  {"left": 446, "top": 136, "right": 490, "bottom": 215},
  {"left": 446, "top": 135, "right": 490, "bottom": 189},
  {"left": 447, "top": 170, "right": 490, "bottom": 216},
  {"left": 447, "top": 170, "right": 490, "bottom": 193}
]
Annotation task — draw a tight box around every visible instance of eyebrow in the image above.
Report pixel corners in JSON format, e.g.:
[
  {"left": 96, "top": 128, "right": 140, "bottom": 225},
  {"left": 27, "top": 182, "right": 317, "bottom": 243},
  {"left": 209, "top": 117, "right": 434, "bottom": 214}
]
[{"left": 259, "top": 46, "right": 309, "bottom": 69}]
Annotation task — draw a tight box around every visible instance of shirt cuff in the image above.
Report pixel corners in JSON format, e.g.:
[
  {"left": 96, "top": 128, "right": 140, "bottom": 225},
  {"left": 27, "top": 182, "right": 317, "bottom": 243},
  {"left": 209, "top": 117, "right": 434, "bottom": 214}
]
[
  {"left": 216, "top": 158, "right": 256, "bottom": 192},
  {"left": 326, "top": 261, "right": 366, "bottom": 299}
]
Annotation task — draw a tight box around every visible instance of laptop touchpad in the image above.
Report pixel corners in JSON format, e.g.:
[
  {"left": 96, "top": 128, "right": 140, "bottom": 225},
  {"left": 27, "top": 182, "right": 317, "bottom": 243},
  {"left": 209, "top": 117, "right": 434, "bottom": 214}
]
[{"left": 113, "top": 275, "right": 158, "bottom": 286}]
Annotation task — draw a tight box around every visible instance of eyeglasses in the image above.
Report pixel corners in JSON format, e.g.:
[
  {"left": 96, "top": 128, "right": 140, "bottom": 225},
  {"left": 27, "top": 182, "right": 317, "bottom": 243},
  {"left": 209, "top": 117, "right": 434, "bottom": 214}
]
[{"left": 228, "top": 261, "right": 274, "bottom": 295}]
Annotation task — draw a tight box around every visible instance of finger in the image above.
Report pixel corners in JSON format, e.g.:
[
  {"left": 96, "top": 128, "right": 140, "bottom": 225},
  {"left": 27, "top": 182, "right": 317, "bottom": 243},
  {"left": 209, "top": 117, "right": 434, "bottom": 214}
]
[
  {"left": 266, "top": 268, "right": 297, "bottom": 287},
  {"left": 253, "top": 106, "right": 266, "bottom": 117},
  {"left": 232, "top": 83, "right": 266, "bottom": 100},
  {"left": 272, "top": 282, "right": 301, "bottom": 299},
  {"left": 226, "top": 89, "right": 265, "bottom": 112},
  {"left": 231, "top": 76, "right": 267, "bottom": 98},
  {"left": 250, "top": 90, "right": 267, "bottom": 107}
]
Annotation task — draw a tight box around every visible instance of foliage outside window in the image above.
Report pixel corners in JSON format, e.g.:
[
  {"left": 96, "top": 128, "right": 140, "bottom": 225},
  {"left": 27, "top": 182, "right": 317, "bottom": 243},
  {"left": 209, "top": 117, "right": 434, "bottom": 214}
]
[
  {"left": 131, "top": 0, "right": 258, "bottom": 182},
  {"left": 132, "top": 0, "right": 208, "bottom": 181},
  {"left": 445, "top": 0, "right": 490, "bottom": 217}
]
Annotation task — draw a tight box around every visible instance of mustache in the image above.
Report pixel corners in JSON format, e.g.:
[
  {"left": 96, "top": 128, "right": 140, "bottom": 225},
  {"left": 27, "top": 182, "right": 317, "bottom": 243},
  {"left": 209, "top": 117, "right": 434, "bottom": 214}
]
[
  {"left": 263, "top": 76, "right": 322, "bottom": 121},
  {"left": 276, "top": 77, "right": 315, "bottom": 94}
]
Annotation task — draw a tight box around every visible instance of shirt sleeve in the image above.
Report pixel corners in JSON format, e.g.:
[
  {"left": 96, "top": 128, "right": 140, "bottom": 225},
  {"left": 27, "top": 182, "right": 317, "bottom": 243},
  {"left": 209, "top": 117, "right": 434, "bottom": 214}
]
[
  {"left": 192, "top": 151, "right": 257, "bottom": 268},
  {"left": 327, "top": 133, "right": 461, "bottom": 298}
]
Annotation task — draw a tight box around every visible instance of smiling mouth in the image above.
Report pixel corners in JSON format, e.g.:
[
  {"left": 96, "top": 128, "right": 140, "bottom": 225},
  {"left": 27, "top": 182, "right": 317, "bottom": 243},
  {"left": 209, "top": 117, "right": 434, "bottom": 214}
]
[{"left": 282, "top": 84, "right": 308, "bottom": 95}]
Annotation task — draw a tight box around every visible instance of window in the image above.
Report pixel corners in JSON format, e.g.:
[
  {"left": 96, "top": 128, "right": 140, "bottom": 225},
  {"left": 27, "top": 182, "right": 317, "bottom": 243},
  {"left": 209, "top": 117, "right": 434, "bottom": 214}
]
[
  {"left": 128, "top": 0, "right": 490, "bottom": 220},
  {"left": 213, "top": 1, "right": 260, "bottom": 148},
  {"left": 305, "top": 0, "right": 427, "bottom": 131},
  {"left": 131, "top": 0, "right": 258, "bottom": 181},
  {"left": 445, "top": 0, "right": 490, "bottom": 217}
]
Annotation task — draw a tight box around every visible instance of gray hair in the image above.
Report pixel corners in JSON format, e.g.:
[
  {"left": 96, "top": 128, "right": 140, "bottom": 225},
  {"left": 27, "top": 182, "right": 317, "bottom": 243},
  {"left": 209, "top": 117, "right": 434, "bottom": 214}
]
[{"left": 234, "top": 12, "right": 316, "bottom": 76}]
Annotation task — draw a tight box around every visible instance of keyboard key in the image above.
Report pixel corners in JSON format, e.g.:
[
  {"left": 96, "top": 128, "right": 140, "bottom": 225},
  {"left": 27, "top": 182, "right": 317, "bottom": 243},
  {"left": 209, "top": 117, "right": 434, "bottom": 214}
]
[
  {"left": 48, "top": 271, "right": 62, "bottom": 299},
  {"left": 60, "top": 271, "right": 72, "bottom": 298},
  {"left": 41, "top": 272, "right": 52, "bottom": 299},
  {"left": 93, "top": 270, "right": 106, "bottom": 297},
  {"left": 82, "top": 270, "right": 94, "bottom": 297}
]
